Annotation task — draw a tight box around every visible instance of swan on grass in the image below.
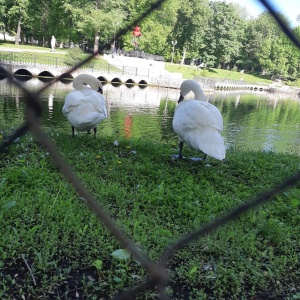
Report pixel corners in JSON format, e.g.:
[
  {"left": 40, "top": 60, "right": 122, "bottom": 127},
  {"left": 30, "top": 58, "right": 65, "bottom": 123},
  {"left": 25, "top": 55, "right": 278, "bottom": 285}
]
[
  {"left": 172, "top": 79, "right": 225, "bottom": 161},
  {"left": 62, "top": 74, "right": 107, "bottom": 137}
]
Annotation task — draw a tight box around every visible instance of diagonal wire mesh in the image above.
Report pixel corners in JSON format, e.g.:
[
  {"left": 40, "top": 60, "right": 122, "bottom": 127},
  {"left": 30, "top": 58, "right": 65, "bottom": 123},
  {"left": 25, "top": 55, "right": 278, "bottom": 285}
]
[{"left": 1, "top": 0, "right": 300, "bottom": 299}]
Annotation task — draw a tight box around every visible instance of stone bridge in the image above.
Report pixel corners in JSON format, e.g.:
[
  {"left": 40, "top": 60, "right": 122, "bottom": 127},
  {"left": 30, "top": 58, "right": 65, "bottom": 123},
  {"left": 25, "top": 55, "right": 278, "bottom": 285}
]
[
  {"left": 0, "top": 61, "right": 182, "bottom": 89},
  {"left": 0, "top": 52, "right": 275, "bottom": 92}
]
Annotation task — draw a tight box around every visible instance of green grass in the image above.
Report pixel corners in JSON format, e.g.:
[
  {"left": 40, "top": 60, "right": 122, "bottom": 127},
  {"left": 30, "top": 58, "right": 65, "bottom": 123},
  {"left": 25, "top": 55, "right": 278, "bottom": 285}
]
[
  {"left": 0, "top": 42, "right": 115, "bottom": 71},
  {"left": 0, "top": 40, "right": 67, "bottom": 53},
  {"left": 165, "top": 63, "right": 273, "bottom": 84},
  {"left": 0, "top": 120, "right": 300, "bottom": 299}
]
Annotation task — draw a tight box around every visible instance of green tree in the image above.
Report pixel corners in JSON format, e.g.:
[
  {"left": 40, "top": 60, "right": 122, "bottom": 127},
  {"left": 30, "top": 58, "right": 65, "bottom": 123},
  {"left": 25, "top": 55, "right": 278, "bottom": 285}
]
[
  {"left": 119, "top": 0, "right": 179, "bottom": 56},
  {"left": 172, "top": 0, "right": 211, "bottom": 64},
  {"left": 5, "top": 0, "right": 30, "bottom": 45},
  {"left": 203, "top": 1, "right": 246, "bottom": 69},
  {"left": 136, "top": 0, "right": 179, "bottom": 55},
  {"left": 242, "top": 12, "right": 279, "bottom": 73}
]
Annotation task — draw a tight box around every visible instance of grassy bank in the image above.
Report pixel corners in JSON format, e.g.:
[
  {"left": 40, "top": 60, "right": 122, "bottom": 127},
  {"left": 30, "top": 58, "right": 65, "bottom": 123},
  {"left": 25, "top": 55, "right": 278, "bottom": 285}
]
[
  {"left": 0, "top": 41, "right": 67, "bottom": 53},
  {"left": 0, "top": 41, "right": 112, "bottom": 70},
  {"left": 0, "top": 120, "right": 300, "bottom": 299},
  {"left": 165, "top": 63, "right": 273, "bottom": 84}
]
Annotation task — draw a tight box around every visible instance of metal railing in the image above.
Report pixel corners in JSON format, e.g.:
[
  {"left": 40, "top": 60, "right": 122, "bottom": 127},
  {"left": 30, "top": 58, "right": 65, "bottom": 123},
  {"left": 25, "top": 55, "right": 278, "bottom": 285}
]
[
  {"left": 0, "top": 0, "right": 300, "bottom": 299},
  {"left": 0, "top": 51, "right": 165, "bottom": 78}
]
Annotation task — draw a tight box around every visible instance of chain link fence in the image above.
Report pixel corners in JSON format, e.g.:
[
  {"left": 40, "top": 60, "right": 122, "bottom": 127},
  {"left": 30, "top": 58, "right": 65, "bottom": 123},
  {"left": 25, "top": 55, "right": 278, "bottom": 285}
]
[{"left": 1, "top": 0, "right": 300, "bottom": 299}]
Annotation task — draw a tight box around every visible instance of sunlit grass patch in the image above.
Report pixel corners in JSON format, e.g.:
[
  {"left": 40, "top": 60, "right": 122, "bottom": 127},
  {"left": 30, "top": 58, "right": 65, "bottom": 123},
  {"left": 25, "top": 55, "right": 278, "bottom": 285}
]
[
  {"left": 0, "top": 125, "right": 299, "bottom": 299},
  {"left": 165, "top": 63, "right": 273, "bottom": 84}
]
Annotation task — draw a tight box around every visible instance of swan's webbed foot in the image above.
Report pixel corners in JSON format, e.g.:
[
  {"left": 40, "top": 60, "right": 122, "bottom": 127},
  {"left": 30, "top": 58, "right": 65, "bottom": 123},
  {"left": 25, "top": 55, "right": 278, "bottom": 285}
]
[{"left": 190, "top": 153, "right": 207, "bottom": 162}]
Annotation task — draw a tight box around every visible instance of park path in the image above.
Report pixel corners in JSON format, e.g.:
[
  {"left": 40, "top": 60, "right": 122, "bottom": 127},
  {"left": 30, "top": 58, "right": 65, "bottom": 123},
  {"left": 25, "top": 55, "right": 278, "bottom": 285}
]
[{"left": 0, "top": 46, "right": 66, "bottom": 54}]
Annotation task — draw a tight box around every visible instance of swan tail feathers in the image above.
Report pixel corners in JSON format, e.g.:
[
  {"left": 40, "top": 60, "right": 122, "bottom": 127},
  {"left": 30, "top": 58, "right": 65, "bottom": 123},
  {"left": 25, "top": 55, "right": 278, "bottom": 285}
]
[{"left": 185, "top": 127, "right": 225, "bottom": 160}]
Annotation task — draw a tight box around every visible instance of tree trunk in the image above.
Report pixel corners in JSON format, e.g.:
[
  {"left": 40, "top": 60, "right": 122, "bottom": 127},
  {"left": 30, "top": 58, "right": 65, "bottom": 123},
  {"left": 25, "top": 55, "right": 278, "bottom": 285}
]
[
  {"left": 15, "top": 18, "right": 22, "bottom": 45},
  {"left": 181, "top": 47, "right": 187, "bottom": 65}
]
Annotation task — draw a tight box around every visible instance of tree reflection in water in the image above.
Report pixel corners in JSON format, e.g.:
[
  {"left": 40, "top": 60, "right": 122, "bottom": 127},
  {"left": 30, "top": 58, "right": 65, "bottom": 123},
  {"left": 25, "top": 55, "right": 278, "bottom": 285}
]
[{"left": 0, "top": 78, "right": 299, "bottom": 156}]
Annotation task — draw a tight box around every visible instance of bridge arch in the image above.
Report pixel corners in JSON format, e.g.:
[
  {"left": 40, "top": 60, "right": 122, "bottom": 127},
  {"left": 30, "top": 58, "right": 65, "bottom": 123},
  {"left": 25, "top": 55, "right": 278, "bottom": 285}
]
[
  {"left": 14, "top": 69, "right": 33, "bottom": 78},
  {"left": 138, "top": 80, "right": 148, "bottom": 87},
  {"left": 98, "top": 76, "right": 108, "bottom": 85},
  {"left": 38, "top": 71, "right": 54, "bottom": 78},
  {"left": 111, "top": 77, "right": 122, "bottom": 87},
  {"left": 125, "top": 79, "right": 135, "bottom": 87},
  {"left": 59, "top": 73, "right": 73, "bottom": 80},
  {"left": 38, "top": 77, "right": 55, "bottom": 83},
  {"left": 0, "top": 67, "right": 7, "bottom": 80}
]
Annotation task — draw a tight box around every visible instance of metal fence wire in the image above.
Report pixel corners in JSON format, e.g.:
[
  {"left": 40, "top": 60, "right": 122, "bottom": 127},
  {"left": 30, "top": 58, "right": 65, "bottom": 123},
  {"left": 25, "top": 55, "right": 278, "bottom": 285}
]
[{"left": 1, "top": 0, "right": 300, "bottom": 299}]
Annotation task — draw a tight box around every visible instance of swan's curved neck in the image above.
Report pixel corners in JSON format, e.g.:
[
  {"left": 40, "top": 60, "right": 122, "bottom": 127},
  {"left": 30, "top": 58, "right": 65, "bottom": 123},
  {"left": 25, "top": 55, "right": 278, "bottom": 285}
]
[
  {"left": 73, "top": 74, "right": 101, "bottom": 92},
  {"left": 193, "top": 87, "right": 206, "bottom": 101},
  {"left": 180, "top": 80, "right": 206, "bottom": 101}
]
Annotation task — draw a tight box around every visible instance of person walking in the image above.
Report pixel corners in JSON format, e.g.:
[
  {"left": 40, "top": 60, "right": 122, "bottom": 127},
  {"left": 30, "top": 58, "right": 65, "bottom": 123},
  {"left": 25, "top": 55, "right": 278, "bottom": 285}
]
[{"left": 51, "top": 35, "right": 56, "bottom": 52}]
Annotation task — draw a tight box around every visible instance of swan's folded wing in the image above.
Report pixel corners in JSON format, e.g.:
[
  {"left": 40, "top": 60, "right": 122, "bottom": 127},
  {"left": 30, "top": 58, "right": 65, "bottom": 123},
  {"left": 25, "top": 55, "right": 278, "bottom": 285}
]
[
  {"left": 81, "top": 90, "right": 107, "bottom": 117},
  {"left": 174, "top": 100, "right": 223, "bottom": 131},
  {"left": 62, "top": 91, "right": 84, "bottom": 116},
  {"left": 199, "top": 101, "right": 223, "bottom": 131}
]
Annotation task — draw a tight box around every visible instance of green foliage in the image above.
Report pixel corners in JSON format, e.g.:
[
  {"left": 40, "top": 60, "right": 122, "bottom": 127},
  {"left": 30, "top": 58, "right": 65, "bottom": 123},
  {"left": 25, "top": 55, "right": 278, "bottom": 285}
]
[
  {"left": 0, "top": 116, "right": 300, "bottom": 298},
  {"left": 204, "top": 1, "right": 245, "bottom": 68},
  {"left": 286, "top": 78, "right": 300, "bottom": 86},
  {"left": 172, "top": 0, "right": 211, "bottom": 60},
  {"left": 0, "top": 0, "right": 299, "bottom": 79},
  {"left": 64, "top": 47, "right": 84, "bottom": 66}
]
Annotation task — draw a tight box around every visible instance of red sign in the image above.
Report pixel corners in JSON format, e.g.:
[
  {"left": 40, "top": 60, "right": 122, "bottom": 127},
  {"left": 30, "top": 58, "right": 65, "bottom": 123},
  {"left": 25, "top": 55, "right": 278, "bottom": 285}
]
[{"left": 132, "top": 26, "right": 142, "bottom": 37}]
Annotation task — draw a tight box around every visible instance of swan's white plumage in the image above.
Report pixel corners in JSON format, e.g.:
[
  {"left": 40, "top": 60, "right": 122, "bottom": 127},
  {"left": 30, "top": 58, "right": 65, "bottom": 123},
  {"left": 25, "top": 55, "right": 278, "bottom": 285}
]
[
  {"left": 62, "top": 74, "right": 107, "bottom": 134},
  {"left": 172, "top": 80, "right": 225, "bottom": 160}
]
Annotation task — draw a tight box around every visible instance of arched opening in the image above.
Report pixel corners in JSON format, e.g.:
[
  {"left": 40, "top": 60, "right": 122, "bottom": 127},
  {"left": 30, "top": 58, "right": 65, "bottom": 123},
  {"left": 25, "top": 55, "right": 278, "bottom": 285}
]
[
  {"left": 138, "top": 80, "right": 147, "bottom": 88},
  {"left": 14, "top": 69, "right": 33, "bottom": 80},
  {"left": 98, "top": 76, "right": 108, "bottom": 85},
  {"left": 125, "top": 79, "right": 135, "bottom": 88},
  {"left": 0, "top": 67, "right": 7, "bottom": 80},
  {"left": 111, "top": 77, "right": 122, "bottom": 87},
  {"left": 38, "top": 71, "right": 54, "bottom": 78},
  {"left": 38, "top": 77, "right": 55, "bottom": 83},
  {"left": 59, "top": 73, "right": 73, "bottom": 84}
]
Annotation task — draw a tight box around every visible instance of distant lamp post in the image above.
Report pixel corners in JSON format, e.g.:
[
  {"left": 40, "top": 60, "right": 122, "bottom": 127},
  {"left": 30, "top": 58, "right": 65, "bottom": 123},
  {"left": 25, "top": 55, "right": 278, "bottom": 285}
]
[{"left": 171, "top": 40, "right": 177, "bottom": 64}]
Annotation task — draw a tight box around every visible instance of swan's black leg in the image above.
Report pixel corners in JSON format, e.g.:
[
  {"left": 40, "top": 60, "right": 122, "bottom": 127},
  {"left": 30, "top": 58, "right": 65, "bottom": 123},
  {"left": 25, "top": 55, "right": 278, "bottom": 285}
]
[
  {"left": 93, "top": 127, "right": 97, "bottom": 138},
  {"left": 72, "top": 126, "right": 75, "bottom": 137},
  {"left": 87, "top": 130, "right": 91, "bottom": 134},
  {"left": 203, "top": 154, "right": 207, "bottom": 161},
  {"left": 178, "top": 141, "right": 184, "bottom": 159}
]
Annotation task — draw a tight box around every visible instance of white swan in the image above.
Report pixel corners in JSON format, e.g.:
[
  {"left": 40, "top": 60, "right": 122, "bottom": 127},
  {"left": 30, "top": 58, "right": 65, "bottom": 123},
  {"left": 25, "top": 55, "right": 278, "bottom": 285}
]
[
  {"left": 62, "top": 74, "right": 107, "bottom": 137},
  {"left": 172, "top": 80, "right": 225, "bottom": 160}
]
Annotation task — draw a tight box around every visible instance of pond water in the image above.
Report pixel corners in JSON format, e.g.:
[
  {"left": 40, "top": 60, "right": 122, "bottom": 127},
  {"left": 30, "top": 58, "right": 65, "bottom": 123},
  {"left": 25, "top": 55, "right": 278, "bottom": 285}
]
[{"left": 0, "top": 77, "right": 299, "bottom": 156}]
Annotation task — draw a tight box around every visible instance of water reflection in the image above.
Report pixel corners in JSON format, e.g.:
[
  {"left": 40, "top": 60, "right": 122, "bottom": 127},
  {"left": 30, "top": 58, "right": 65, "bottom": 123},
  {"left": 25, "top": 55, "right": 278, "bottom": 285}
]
[
  {"left": 48, "top": 92, "right": 54, "bottom": 120},
  {"left": 0, "top": 78, "right": 299, "bottom": 156}
]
